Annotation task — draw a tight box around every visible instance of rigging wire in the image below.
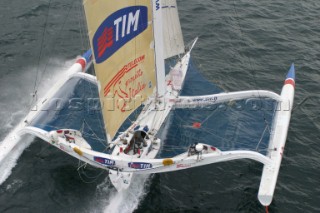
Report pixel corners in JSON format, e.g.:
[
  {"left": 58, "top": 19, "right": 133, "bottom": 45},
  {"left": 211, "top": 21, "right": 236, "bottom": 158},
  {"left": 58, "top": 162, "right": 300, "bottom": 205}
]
[
  {"left": 255, "top": 125, "right": 270, "bottom": 151},
  {"left": 171, "top": 105, "right": 271, "bottom": 152},
  {"left": 77, "top": 2, "right": 86, "bottom": 52},
  {"left": 231, "top": 0, "right": 272, "bottom": 136},
  {"left": 82, "top": 119, "right": 108, "bottom": 148},
  {"left": 77, "top": 160, "right": 107, "bottom": 184},
  {"left": 291, "top": 95, "right": 313, "bottom": 113},
  {"left": 27, "top": 0, "right": 106, "bottom": 152},
  {"left": 75, "top": 2, "right": 109, "bottom": 149},
  {"left": 79, "top": 0, "right": 91, "bottom": 53},
  {"left": 30, "top": 0, "right": 52, "bottom": 107},
  {"left": 29, "top": 0, "right": 78, "bottom": 111},
  {"left": 79, "top": 44, "right": 107, "bottom": 147}
]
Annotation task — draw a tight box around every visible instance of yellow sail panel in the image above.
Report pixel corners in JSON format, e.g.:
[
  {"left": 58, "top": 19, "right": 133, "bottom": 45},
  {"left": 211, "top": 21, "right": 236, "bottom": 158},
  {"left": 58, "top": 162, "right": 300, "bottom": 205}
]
[{"left": 83, "top": 0, "right": 156, "bottom": 139}]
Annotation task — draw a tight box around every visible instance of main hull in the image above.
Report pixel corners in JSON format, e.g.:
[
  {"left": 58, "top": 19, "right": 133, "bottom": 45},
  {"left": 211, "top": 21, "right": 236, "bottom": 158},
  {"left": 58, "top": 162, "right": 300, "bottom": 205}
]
[{"left": 109, "top": 51, "right": 192, "bottom": 190}]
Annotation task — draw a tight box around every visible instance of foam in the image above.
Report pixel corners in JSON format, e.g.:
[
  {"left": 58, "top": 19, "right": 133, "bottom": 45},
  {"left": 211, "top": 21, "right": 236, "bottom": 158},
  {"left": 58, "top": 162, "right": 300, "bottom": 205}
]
[
  {"left": 0, "top": 58, "right": 75, "bottom": 186},
  {"left": 102, "top": 174, "right": 151, "bottom": 213}
]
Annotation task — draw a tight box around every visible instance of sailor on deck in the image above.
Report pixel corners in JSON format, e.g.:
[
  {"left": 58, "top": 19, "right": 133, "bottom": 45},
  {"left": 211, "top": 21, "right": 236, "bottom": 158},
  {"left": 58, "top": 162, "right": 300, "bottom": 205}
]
[{"left": 133, "top": 132, "right": 147, "bottom": 154}]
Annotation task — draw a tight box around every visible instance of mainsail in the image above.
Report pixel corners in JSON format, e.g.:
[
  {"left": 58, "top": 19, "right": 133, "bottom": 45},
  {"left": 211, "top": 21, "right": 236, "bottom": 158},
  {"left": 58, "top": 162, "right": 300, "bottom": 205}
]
[
  {"left": 162, "top": 0, "right": 185, "bottom": 59},
  {"left": 83, "top": 0, "right": 157, "bottom": 140}
]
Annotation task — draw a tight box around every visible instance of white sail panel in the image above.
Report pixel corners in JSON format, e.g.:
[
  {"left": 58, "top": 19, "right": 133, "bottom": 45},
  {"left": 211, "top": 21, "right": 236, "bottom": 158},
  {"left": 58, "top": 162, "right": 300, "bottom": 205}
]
[
  {"left": 162, "top": 0, "right": 185, "bottom": 59},
  {"left": 83, "top": 0, "right": 156, "bottom": 139},
  {"left": 153, "top": 0, "right": 166, "bottom": 97}
]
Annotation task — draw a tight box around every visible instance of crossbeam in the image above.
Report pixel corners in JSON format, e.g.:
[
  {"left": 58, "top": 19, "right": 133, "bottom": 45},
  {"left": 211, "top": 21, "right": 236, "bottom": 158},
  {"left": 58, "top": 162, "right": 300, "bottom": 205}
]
[{"left": 172, "top": 90, "right": 281, "bottom": 108}]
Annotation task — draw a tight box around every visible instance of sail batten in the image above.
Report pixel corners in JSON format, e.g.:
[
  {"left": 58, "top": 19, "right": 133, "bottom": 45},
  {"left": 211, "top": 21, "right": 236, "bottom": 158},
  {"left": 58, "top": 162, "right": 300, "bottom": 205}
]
[{"left": 83, "top": 0, "right": 157, "bottom": 140}]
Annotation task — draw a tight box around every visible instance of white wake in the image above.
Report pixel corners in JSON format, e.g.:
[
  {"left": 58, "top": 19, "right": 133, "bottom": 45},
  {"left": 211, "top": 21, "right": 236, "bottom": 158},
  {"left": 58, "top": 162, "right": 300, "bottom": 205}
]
[
  {"left": 0, "top": 58, "right": 74, "bottom": 186},
  {"left": 94, "top": 174, "right": 151, "bottom": 213},
  {"left": 0, "top": 135, "right": 33, "bottom": 184},
  {"left": 95, "top": 115, "right": 173, "bottom": 212}
]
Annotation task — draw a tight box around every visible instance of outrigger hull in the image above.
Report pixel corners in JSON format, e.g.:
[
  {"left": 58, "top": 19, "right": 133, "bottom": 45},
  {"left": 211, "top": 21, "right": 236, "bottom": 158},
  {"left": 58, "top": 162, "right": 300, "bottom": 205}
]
[{"left": 258, "top": 64, "right": 295, "bottom": 206}]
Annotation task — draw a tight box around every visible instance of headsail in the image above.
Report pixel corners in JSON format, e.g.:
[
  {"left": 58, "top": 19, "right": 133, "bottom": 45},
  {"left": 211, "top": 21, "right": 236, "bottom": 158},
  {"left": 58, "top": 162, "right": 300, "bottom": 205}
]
[
  {"left": 83, "top": 0, "right": 157, "bottom": 139},
  {"left": 162, "top": 0, "right": 185, "bottom": 59}
]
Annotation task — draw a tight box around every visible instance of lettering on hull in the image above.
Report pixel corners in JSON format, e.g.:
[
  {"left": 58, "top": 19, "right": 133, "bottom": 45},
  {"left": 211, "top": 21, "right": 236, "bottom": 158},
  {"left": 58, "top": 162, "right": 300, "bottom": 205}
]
[
  {"left": 94, "top": 157, "right": 116, "bottom": 166},
  {"left": 128, "top": 162, "right": 153, "bottom": 169},
  {"left": 176, "top": 163, "right": 192, "bottom": 169}
]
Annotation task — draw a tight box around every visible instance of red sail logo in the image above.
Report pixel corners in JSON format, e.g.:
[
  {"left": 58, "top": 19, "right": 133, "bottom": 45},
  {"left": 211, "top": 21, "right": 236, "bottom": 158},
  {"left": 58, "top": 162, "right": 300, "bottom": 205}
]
[
  {"left": 104, "top": 55, "right": 148, "bottom": 112},
  {"left": 97, "top": 27, "right": 113, "bottom": 58}
]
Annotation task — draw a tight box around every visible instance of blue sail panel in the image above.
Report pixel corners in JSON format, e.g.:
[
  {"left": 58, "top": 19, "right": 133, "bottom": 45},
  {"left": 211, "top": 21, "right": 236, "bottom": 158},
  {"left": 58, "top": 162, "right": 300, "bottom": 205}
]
[{"left": 29, "top": 76, "right": 107, "bottom": 153}]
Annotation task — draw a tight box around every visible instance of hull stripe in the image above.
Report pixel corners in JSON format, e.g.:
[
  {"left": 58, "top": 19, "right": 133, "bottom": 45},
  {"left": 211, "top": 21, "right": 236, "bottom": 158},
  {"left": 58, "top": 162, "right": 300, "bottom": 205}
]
[{"left": 284, "top": 78, "right": 295, "bottom": 88}]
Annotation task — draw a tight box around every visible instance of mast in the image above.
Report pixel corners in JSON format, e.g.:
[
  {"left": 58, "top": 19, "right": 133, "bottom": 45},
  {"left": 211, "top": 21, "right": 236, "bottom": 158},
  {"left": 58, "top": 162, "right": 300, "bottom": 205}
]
[{"left": 152, "top": 0, "right": 166, "bottom": 97}]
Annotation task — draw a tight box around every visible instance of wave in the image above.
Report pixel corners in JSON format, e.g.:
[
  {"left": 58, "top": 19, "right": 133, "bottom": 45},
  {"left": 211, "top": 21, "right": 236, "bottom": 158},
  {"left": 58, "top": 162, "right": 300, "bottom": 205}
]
[
  {"left": 101, "top": 174, "right": 151, "bottom": 213},
  {"left": 0, "top": 135, "right": 33, "bottom": 185},
  {"left": 0, "top": 58, "right": 74, "bottom": 186}
]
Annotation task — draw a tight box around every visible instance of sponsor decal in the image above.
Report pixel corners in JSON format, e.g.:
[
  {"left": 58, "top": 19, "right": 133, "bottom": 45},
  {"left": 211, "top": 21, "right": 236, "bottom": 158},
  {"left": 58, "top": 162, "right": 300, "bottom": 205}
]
[
  {"left": 59, "top": 145, "right": 65, "bottom": 151},
  {"left": 169, "top": 98, "right": 182, "bottom": 103},
  {"left": 155, "top": 0, "right": 160, "bottom": 10},
  {"left": 128, "top": 162, "right": 152, "bottom": 169},
  {"left": 93, "top": 6, "right": 148, "bottom": 63},
  {"left": 192, "top": 97, "right": 218, "bottom": 102},
  {"left": 176, "top": 163, "right": 192, "bottom": 169},
  {"left": 94, "top": 157, "right": 116, "bottom": 166},
  {"left": 104, "top": 55, "right": 147, "bottom": 112}
]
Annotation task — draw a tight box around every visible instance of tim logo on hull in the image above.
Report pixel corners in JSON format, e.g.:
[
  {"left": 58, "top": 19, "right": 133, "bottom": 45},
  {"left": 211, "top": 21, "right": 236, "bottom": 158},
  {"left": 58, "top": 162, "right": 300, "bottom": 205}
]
[
  {"left": 94, "top": 157, "right": 116, "bottom": 166},
  {"left": 128, "top": 162, "right": 152, "bottom": 169},
  {"left": 93, "top": 6, "right": 148, "bottom": 63}
]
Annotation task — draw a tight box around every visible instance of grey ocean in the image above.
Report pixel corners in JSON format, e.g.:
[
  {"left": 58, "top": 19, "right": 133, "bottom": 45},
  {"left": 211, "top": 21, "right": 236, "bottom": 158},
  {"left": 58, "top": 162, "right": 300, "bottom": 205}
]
[{"left": 0, "top": 0, "right": 319, "bottom": 212}]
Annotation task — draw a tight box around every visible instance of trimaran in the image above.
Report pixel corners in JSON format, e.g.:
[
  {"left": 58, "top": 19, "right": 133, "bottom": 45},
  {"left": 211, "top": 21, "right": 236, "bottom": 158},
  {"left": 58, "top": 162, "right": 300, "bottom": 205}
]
[{"left": 1, "top": 0, "right": 295, "bottom": 208}]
